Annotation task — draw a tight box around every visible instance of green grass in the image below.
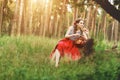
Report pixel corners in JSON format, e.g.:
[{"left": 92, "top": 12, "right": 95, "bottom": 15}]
[{"left": 0, "top": 36, "right": 120, "bottom": 80}]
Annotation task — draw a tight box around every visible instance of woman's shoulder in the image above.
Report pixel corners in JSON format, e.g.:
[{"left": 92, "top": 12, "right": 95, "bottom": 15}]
[{"left": 68, "top": 26, "right": 74, "bottom": 30}]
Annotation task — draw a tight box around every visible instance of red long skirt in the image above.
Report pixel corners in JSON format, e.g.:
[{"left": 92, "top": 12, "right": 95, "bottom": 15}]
[{"left": 50, "top": 38, "right": 82, "bottom": 60}]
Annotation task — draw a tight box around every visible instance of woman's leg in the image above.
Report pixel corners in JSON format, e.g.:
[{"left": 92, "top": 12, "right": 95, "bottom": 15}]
[
  {"left": 55, "top": 49, "right": 60, "bottom": 67},
  {"left": 51, "top": 51, "right": 56, "bottom": 62}
]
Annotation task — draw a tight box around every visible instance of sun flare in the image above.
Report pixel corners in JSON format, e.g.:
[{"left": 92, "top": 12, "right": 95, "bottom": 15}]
[
  {"left": 32, "top": 0, "right": 37, "bottom": 3},
  {"left": 31, "top": 0, "right": 50, "bottom": 3}
]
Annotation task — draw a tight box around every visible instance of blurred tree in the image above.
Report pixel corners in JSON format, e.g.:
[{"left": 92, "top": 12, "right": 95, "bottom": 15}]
[
  {"left": 0, "top": 0, "right": 4, "bottom": 35},
  {"left": 0, "top": 0, "right": 14, "bottom": 36},
  {"left": 17, "top": 0, "right": 24, "bottom": 36},
  {"left": 11, "top": 0, "right": 20, "bottom": 36},
  {"left": 94, "top": 0, "right": 120, "bottom": 22}
]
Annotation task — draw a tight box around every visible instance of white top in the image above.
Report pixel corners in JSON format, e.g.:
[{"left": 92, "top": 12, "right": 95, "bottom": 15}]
[{"left": 65, "top": 26, "right": 82, "bottom": 41}]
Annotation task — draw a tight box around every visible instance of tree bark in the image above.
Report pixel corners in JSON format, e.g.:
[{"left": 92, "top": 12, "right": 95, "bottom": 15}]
[
  {"left": 86, "top": 5, "right": 93, "bottom": 31},
  {"left": 28, "top": 0, "right": 33, "bottom": 35},
  {"left": 114, "top": 20, "right": 119, "bottom": 42},
  {"left": 111, "top": 21, "right": 115, "bottom": 41},
  {"left": 91, "top": 5, "right": 98, "bottom": 37},
  {"left": 101, "top": 10, "right": 107, "bottom": 40},
  {"left": 118, "top": 23, "right": 120, "bottom": 41},
  {"left": 0, "top": 0, "right": 4, "bottom": 35},
  {"left": 11, "top": 0, "right": 20, "bottom": 36},
  {"left": 17, "top": 0, "right": 24, "bottom": 36},
  {"left": 22, "top": 0, "right": 28, "bottom": 35},
  {"left": 94, "top": 0, "right": 120, "bottom": 22}
]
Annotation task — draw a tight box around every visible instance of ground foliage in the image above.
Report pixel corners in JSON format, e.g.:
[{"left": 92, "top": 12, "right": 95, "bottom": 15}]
[{"left": 0, "top": 36, "right": 120, "bottom": 80}]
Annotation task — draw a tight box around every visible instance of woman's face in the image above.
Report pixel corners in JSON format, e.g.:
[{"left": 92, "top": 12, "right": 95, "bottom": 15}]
[{"left": 77, "top": 20, "right": 84, "bottom": 29}]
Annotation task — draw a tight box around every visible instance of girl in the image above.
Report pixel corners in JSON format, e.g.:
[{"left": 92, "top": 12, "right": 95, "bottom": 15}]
[{"left": 50, "top": 18, "right": 88, "bottom": 67}]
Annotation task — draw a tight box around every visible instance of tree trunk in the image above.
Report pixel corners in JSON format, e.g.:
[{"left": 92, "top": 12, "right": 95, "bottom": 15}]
[
  {"left": 54, "top": 15, "right": 59, "bottom": 37},
  {"left": 73, "top": 7, "right": 78, "bottom": 22},
  {"left": 43, "top": 0, "right": 52, "bottom": 37},
  {"left": 0, "top": 0, "right": 4, "bottom": 35},
  {"left": 91, "top": 5, "right": 98, "bottom": 37},
  {"left": 22, "top": 0, "right": 28, "bottom": 35},
  {"left": 17, "top": 0, "right": 24, "bottom": 36},
  {"left": 11, "top": 0, "right": 20, "bottom": 36},
  {"left": 48, "top": 0, "right": 53, "bottom": 37},
  {"left": 94, "top": 0, "right": 120, "bottom": 22},
  {"left": 28, "top": 0, "right": 33, "bottom": 35},
  {"left": 101, "top": 10, "right": 107, "bottom": 40},
  {"left": 96, "top": 18, "right": 101, "bottom": 39},
  {"left": 111, "top": 21, "right": 115, "bottom": 41},
  {"left": 114, "top": 20, "right": 119, "bottom": 42},
  {"left": 118, "top": 23, "right": 120, "bottom": 41},
  {"left": 58, "top": 0, "right": 67, "bottom": 37},
  {"left": 86, "top": 4, "right": 93, "bottom": 32},
  {"left": 40, "top": 15, "right": 44, "bottom": 36},
  {"left": 42, "top": 1, "right": 47, "bottom": 36}
]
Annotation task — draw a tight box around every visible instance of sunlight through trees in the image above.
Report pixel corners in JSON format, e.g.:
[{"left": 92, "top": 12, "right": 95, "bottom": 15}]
[{"left": 0, "top": 0, "right": 120, "bottom": 42}]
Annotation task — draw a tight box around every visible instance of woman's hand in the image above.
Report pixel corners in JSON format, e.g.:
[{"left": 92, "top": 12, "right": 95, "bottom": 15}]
[{"left": 72, "top": 34, "right": 80, "bottom": 37}]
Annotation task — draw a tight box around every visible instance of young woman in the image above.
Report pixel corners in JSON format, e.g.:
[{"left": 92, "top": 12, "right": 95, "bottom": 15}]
[{"left": 50, "top": 18, "right": 88, "bottom": 67}]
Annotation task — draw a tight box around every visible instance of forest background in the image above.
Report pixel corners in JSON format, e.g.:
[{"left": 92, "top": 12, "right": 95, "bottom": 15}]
[
  {"left": 0, "top": 0, "right": 120, "bottom": 80},
  {"left": 0, "top": 0, "right": 120, "bottom": 41}
]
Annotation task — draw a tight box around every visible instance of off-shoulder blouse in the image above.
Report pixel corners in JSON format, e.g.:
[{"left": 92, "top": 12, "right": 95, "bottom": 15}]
[{"left": 65, "top": 26, "right": 82, "bottom": 41}]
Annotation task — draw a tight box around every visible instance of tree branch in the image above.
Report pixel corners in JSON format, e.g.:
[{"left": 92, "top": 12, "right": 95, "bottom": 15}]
[{"left": 94, "top": 0, "right": 120, "bottom": 22}]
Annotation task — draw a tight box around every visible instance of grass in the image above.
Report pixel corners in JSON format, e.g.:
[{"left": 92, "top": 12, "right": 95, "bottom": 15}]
[{"left": 0, "top": 36, "right": 120, "bottom": 80}]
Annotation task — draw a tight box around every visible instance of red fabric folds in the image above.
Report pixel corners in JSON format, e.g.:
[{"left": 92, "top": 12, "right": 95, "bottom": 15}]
[{"left": 50, "top": 38, "right": 82, "bottom": 60}]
